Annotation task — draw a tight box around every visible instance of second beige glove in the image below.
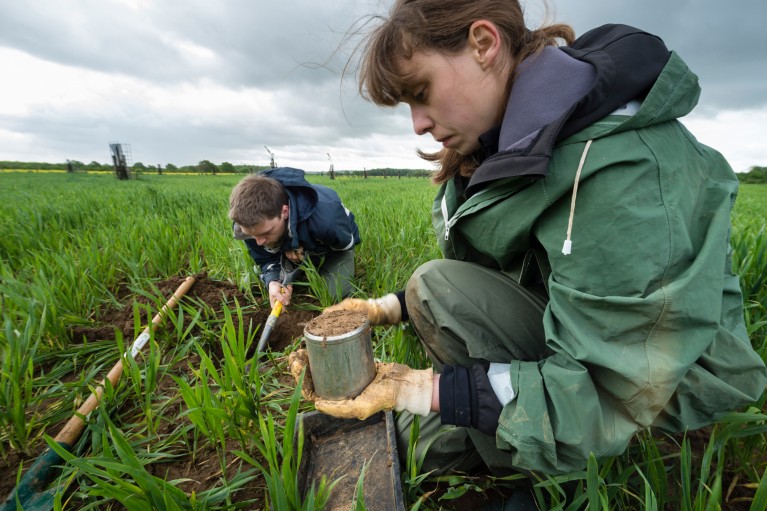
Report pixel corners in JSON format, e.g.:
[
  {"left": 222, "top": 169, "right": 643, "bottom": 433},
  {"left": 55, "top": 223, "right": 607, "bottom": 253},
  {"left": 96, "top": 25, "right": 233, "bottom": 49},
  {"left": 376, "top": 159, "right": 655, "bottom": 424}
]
[
  {"left": 323, "top": 293, "right": 402, "bottom": 325},
  {"left": 288, "top": 348, "right": 433, "bottom": 420}
]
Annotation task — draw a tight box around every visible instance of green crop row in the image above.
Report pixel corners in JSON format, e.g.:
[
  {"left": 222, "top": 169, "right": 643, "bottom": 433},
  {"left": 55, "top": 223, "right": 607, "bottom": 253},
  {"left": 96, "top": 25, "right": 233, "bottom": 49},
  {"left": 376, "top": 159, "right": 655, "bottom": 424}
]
[{"left": 0, "top": 173, "right": 765, "bottom": 509}]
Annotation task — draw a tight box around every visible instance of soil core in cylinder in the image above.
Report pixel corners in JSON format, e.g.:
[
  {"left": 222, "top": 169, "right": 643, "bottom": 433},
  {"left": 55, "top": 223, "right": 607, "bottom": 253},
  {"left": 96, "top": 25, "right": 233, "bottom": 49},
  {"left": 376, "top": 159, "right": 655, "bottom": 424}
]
[{"left": 305, "top": 310, "right": 367, "bottom": 337}]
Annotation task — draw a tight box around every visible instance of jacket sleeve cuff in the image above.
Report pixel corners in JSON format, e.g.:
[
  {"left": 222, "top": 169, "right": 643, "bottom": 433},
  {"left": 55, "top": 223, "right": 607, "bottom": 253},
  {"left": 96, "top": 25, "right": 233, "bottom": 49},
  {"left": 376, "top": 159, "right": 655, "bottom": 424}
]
[{"left": 259, "top": 264, "right": 281, "bottom": 287}]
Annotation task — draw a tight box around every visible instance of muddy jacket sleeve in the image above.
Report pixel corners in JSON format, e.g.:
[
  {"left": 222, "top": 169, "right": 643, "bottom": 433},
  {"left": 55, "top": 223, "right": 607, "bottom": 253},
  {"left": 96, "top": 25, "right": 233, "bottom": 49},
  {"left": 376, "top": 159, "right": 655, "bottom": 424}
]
[
  {"left": 432, "top": 49, "right": 766, "bottom": 475},
  {"left": 495, "top": 141, "right": 767, "bottom": 474}
]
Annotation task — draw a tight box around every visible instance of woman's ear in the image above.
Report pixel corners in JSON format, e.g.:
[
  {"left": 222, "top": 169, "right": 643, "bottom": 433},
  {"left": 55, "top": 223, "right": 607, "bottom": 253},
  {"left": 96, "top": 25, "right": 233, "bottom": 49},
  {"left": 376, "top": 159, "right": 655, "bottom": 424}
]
[{"left": 468, "top": 20, "right": 502, "bottom": 70}]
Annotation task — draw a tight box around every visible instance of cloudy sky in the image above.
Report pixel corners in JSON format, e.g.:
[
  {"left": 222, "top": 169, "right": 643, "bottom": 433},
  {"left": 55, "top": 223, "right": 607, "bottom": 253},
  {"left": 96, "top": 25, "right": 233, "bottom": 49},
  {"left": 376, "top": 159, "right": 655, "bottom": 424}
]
[{"left": 1, "top": 0, "right": 765, "bottom": 173}]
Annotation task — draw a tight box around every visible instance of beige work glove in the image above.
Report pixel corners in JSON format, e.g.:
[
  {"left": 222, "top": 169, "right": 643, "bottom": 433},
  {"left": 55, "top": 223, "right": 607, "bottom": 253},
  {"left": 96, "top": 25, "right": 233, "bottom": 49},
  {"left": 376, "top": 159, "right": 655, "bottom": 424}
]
[
  {"left": 288, "top": 349, "right": 432, "bottom": 420},
  {"left": 323, "top": 293, "right": 402, "bottom": 326}
]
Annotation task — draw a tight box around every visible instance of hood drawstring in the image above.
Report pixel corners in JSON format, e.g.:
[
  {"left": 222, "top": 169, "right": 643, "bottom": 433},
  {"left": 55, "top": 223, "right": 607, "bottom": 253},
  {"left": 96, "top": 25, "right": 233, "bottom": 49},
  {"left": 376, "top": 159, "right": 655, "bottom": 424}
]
[{"left": 562, "top": 139, "right": 593, "bottom": 255}]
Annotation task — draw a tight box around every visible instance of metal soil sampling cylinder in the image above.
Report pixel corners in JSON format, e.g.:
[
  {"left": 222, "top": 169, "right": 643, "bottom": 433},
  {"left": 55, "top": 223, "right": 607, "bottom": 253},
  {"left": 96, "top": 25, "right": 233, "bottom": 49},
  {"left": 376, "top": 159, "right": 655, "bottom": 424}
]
[{"left": 304, "top": 310, "right": 376, "bottom": 400}]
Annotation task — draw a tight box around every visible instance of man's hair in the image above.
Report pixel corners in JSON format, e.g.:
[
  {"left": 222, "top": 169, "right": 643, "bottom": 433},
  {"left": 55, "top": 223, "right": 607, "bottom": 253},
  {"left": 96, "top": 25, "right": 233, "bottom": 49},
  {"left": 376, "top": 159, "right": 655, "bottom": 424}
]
[{"left": 228, "top": 175, "right": 288, "bottom": 227}]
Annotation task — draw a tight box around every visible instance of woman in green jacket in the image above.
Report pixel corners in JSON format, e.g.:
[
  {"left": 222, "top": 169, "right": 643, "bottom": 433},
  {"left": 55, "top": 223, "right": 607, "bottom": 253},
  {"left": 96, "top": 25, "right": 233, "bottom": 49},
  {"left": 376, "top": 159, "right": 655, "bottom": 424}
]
[{"left": 290, "top": 0, "right": 767, "bottom": 479}]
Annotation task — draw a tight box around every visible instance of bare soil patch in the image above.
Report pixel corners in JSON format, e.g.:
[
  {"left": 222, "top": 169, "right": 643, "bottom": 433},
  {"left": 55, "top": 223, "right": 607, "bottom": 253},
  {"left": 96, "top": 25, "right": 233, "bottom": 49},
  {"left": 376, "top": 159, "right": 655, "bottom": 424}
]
[
  {"left": 3, "top": 274, "right": 760, "bottom": 509},
  {"left": 67, "top": 273, "right": 314, "bottom": 353},
  {"left": 1, "top": 273, "right": 318, "bottom": 507}
]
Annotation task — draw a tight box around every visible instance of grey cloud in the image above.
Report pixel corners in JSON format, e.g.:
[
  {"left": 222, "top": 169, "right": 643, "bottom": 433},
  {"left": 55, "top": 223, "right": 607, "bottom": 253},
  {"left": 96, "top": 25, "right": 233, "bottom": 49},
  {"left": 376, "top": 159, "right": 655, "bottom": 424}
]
[
  {"left": 549, "top": 0, "right": 767, "bottom": 110},
  {"left": 0, "top": 0, "right": 362, "bottom": 88},
  {"left": 1, "top": 0, "right": 764, "bottom": 169},
  {"left": 0, "top": 2, "right": 214, "bottom": 81},
  {"left": 3, "top": 0, "right": 764, "bottom": 111}
]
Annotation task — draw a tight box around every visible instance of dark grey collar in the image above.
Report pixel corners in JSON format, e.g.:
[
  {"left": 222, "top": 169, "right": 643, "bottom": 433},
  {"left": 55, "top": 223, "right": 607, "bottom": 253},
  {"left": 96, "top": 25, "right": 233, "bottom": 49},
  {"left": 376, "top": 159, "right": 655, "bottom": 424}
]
[{"left": 499, "top": 46, "right": 596, "bottom": 151}]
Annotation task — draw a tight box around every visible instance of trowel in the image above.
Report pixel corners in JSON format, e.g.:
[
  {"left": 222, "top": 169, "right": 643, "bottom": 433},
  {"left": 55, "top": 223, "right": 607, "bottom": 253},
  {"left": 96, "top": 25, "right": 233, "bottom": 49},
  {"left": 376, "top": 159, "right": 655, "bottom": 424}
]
[{"left": 256, "top": 265, "right": 300, "bottom": 357}]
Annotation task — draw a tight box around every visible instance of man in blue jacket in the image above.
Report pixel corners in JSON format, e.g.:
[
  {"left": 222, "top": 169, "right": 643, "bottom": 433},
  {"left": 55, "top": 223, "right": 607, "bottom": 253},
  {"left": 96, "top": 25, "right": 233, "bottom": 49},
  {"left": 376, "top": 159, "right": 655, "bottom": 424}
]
[{"left": 229, "top": 167, "right": 360, "bottom": 308}]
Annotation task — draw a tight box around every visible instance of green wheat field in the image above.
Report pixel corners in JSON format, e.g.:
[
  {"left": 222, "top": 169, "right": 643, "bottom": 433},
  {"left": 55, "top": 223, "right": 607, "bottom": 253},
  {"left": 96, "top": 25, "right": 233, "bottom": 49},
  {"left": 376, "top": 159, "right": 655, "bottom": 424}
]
[{"left": 1, "top": 172, "right": 766, "bottom": 510}]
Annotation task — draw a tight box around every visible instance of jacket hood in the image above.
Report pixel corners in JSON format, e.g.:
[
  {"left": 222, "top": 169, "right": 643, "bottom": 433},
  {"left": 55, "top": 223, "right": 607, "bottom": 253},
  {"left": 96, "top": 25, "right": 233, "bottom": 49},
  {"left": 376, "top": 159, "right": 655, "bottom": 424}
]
[
  {"left": 466, "top": 24, "right": 675, "bottom": 197},
  {"left": 261, "top": 167, "right": 319, "bottom": 222}
]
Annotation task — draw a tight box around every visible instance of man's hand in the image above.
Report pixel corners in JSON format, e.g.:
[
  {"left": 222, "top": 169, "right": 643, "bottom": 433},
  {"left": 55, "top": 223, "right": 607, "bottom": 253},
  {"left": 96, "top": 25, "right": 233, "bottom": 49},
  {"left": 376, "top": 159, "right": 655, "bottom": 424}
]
[
  {"left": 268, "top": 280, "right": 293, "bottom": 308},
  {"left": 324, "top": 293, "right": 402, "bottom": 326},
  {"left": 288, "top": 348, "right": 433, "bottom": 420}
]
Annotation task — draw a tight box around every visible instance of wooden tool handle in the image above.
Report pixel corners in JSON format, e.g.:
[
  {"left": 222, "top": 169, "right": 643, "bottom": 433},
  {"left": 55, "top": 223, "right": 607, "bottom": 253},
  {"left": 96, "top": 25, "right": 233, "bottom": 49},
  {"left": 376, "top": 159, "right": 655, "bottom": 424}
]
[{"left": 54, "top": 276, "right": 196, "bottom": 445}]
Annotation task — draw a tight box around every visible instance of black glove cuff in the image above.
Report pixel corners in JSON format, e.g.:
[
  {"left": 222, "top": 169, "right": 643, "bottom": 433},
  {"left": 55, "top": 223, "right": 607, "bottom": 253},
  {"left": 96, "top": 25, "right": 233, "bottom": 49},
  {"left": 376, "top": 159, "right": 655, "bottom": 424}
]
[
  {"left": 395, "top": 290, "right": 408, "bottom": 322},
  {"left": 439, "top": 364, "right": 502, "bottom": 435},
  {"left": 471, "top": 364, "right": 503, "bottom": 436},
  {"left": 439, "top": 365, "right": 473, "bottom": 428}
]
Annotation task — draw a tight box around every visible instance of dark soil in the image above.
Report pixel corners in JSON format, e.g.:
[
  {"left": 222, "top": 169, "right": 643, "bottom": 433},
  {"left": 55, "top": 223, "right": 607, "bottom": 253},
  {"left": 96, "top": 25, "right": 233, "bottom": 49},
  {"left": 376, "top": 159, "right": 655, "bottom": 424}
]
[
  {"left": 2, "top": 274, "right": 760, "bottom": 510},
  {"left": 300, "top": 412, "right": 397, "bottom": 510},
  {"left": 305, "top": 310, "right": 367, "bottom": 337},
  {"left": 68, "top": 273, "right": 314, "bottom": 354},
  {"left": 0, "top": 273, "right": 318, "bottom": 509}
]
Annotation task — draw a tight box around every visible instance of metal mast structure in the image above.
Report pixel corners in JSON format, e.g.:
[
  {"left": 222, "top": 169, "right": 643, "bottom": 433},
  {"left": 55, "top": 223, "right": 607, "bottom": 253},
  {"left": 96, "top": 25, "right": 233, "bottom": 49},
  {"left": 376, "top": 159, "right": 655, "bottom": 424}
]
[
  {"left": 109, "top": 143, "right": 132, "bottom": 180},
  {"left": 264, "top": 146, "right": 276, "bottom": 168},
  {"left": 327, "top": 152, "right": 335, "bottom": 180}
]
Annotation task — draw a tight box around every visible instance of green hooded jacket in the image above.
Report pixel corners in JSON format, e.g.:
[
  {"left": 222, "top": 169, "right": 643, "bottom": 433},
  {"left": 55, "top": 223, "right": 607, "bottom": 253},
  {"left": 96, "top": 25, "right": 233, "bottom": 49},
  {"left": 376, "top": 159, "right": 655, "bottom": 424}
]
[{"left": 433, "top": 44, "right": 767, "bottom": 473}]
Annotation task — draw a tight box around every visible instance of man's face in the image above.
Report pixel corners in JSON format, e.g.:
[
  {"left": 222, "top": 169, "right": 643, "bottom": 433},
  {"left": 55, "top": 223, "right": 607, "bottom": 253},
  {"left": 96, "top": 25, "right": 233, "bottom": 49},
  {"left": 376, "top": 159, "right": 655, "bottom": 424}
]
[{"left": 241, "top": 204, "right": 288, "bottom": 249}]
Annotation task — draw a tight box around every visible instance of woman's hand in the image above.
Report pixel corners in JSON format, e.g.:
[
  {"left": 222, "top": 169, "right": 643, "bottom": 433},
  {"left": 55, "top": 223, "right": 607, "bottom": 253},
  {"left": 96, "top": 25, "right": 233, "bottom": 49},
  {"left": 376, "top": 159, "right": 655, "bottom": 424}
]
[
  {"left": 288, "top": 349, "right": 434, "bottom": 420},
  {"left": 324, "top": 293, "right": 402, "bottom": 325}
]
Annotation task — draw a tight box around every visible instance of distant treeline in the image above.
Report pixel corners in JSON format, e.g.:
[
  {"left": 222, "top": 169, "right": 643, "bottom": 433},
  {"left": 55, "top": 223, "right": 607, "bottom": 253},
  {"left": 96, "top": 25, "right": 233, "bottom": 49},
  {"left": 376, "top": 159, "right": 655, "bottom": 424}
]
[
  {"left": 6, "top": 159, "right": 767, "bottom": 182},
  {"left": 738, "top": 166, "right": 767, "bottom": 184},
  {"left": 0, "top": 160, "right": 432, "bottom": 177},
  {"left": 0, "top": 159, "right": 266, "bottom": 174}
]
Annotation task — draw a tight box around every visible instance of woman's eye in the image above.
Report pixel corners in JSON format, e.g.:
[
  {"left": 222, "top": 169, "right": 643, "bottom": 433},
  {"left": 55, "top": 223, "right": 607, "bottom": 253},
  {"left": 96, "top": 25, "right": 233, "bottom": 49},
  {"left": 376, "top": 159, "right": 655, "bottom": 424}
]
[{"left": 415, "top": 89, "right": 426, "bottom": 102}]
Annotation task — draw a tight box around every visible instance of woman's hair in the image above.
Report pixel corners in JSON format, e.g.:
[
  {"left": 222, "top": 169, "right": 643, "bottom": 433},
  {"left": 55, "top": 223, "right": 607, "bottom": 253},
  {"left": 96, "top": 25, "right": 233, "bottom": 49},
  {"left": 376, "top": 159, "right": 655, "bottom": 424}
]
[{"left": 355, "top": 0, "right": 575, "bottom": 183}]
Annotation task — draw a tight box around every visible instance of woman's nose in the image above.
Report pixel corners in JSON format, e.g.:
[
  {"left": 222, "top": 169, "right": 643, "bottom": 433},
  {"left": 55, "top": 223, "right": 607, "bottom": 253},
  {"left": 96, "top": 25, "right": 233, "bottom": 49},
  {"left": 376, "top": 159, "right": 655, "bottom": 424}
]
[{"left": 410, "top": 106, "right": 433, "bottom": 136}]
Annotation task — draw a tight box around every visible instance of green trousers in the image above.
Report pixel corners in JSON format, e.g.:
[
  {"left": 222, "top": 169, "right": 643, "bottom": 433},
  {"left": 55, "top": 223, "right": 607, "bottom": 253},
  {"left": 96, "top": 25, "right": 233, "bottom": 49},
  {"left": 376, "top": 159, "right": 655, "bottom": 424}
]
[
  {"left": 396, "top": 259, "right": 549, "bottom": 475},
  {"left": 311, "top": 248, "right": 356, "bottom": 299}
]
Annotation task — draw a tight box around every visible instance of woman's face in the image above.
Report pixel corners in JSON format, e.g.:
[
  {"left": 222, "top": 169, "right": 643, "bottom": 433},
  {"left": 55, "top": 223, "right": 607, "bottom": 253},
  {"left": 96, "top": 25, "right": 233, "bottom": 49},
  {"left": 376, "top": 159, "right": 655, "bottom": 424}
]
[{"left": 397, "top": 45, "right": 508, "bottom": 155}]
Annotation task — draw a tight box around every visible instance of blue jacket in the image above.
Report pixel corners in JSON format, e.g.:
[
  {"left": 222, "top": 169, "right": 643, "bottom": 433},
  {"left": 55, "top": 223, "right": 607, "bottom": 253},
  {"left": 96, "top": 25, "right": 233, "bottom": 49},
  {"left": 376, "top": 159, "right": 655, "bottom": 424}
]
[{"left": 234, "top": 167, "right": 360, "bottom": 286}]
